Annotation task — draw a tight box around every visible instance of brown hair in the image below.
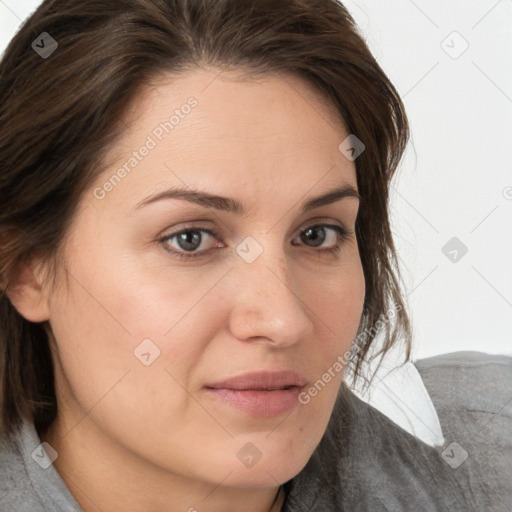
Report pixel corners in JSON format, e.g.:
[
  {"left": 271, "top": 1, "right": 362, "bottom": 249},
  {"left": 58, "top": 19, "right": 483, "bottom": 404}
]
[{"left": 0, "top": 0, "right": 412, "bottom": 437}]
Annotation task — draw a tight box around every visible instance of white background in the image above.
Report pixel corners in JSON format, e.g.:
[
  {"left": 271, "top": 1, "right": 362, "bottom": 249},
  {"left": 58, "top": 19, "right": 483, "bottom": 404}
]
[{"left": 1, "top": 0, "right": 511, "bottom": 359}]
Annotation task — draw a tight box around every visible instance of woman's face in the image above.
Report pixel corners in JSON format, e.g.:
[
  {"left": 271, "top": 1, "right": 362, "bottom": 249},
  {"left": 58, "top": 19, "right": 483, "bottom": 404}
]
[{"left": 40, "top": 69, "right": 365, "bottom": 492}]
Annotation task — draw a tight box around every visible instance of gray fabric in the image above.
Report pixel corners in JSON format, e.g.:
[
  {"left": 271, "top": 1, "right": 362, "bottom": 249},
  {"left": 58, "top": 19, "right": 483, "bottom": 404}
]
[
  {"left": 1, "top": 351, "right": 511, "bottom": 511},
  {"left": 0, "top": 418, "right": 82, "bottom": 511},
  {"left": 283, "top": 350, "right": 512, "bottom": 511}
]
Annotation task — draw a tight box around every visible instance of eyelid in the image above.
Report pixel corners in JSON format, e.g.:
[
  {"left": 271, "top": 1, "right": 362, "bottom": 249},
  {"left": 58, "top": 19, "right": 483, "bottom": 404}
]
[
  {"left": 159, "top": 217, "right": 351, "bottom": 241},
  {"left": 294, "top": 217, "right": 352, "bottom": 235}
]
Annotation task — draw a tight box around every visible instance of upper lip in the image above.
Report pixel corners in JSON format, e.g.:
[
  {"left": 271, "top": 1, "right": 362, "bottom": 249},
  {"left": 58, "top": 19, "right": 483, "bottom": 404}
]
[{"left": 205, "top": 371, "right": 308, "bottom": 391}]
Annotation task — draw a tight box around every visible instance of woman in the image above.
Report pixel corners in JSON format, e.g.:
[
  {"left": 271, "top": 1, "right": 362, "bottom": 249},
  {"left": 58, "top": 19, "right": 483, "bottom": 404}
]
[{"left": 0, "top": 0, "right": 510, "bottom": 510}]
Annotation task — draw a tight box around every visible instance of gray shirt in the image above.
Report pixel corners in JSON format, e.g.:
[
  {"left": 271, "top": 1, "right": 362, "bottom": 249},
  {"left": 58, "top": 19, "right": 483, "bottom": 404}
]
[{"left": 1, "top": 351, "right": 511, "bottom": 511}]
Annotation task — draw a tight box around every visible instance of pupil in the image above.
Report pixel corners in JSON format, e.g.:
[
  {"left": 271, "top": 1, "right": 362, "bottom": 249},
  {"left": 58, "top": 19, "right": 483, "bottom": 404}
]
[
  {"left": 302, "top": 227, "right": 325, "bottom": 247},
  {"left": 178, "top": 231, "right": 201, "bottom": 251}
]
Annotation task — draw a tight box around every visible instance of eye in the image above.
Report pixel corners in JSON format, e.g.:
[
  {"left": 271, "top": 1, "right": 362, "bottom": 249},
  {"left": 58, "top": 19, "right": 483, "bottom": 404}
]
[
  {"left": 158, "top": 223, "right": 353, "bottom": 260},
  {"left": 292, "top": 224, "right": 352, "bottom": 254},
  {"left": 160, "top": 227, "right": 222, "bottom": 258}
]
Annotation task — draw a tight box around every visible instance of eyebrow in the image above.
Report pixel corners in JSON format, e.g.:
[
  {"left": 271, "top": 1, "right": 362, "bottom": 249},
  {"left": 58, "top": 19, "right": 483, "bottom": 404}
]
[{"left": 134, "top": 183, "right": 361, "bottom": 214}]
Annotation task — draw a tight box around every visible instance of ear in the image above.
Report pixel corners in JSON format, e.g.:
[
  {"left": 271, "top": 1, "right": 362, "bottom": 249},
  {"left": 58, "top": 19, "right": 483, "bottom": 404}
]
[{"left": 5, "top": 259, "right": 51, "bottom": 323}]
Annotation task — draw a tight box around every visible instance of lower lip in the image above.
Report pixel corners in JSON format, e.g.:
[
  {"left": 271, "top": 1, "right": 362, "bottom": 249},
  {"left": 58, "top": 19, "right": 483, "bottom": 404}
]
[{"left": 205, "top": 387, "right": 303, "bottom": 417}]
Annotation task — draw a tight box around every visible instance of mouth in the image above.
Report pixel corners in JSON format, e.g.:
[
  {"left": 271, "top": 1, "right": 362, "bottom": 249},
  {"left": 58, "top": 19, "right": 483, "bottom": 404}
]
[{"left": 204, "top": 371, "right": 307, "bottom": 417}]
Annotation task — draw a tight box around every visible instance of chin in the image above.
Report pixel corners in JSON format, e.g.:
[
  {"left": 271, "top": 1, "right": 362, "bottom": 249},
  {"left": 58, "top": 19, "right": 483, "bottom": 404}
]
[
  {"left": 209, "top": 436, "right": 315, "bottom": 488},
  {"left": 223, "top": 457, "right": 309, "bottom": 489}
]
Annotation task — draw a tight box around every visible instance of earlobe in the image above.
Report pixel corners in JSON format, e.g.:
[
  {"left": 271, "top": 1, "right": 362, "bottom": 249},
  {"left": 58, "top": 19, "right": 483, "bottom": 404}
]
[{"left": 5, "top": 260, "right": 51, "bottom": 323}]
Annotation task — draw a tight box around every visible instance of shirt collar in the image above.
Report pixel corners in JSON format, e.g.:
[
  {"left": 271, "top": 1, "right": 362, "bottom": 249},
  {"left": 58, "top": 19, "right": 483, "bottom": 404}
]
[{"left": 344, "top": 349, "right": 445, "bottom": 448}]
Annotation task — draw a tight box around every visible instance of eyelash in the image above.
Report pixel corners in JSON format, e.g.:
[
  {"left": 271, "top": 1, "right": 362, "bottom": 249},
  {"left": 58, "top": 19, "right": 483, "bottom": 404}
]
[{"left": 158, "top": 223, "right": 354, "bottom": 260}]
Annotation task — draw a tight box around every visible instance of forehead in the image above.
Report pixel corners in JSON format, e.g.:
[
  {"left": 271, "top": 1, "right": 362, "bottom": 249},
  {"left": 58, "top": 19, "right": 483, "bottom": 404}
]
[
  {"left": 127, "top": 67, "right": 348, "bottom": 133},
  {"left": 90, "top": 68, "right": 357, "bottom": 213},
  {"left": 117, "top": 68, "right": 351, "bottom": 159}
]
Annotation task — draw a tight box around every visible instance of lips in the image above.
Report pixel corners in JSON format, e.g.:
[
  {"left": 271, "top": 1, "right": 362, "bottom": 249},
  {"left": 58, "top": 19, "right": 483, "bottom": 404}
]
[
  {"left": 206, "top": 371, "right": 307, "bottom": 391},
  {"left": 204, "top": 371, "right": 307, "bottom": 417}
]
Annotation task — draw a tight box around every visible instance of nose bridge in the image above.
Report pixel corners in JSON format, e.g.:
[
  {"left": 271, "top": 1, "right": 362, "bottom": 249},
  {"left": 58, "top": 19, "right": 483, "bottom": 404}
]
[{"left": 228, "top": 239, "right": 313, "bottom": 346}]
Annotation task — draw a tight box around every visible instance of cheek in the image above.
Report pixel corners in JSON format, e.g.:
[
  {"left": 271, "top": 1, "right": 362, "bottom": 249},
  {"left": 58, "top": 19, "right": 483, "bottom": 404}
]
[
  {"left": 47, "top": 246, "right": 226, "bottom": 426},
  {"left": 306, "top": 252, "right": 366, "bottom": 347},
  {"left": 296, "top": 256, "right": 365, "bottom": 407},
  {"left": 47, "top": 271, "right": 228, "bottom": 474}
]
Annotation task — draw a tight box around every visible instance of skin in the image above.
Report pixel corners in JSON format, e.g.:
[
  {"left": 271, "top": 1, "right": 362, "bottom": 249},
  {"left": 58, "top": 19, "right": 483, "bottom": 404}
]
[{"left": 9, "top": 68, "right": 365, "bottom": 512}]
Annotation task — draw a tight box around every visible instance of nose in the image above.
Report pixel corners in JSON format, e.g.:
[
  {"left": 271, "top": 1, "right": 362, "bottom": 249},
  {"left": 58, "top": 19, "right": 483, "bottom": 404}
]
[{"left": 227, "top": 247, "right": 314, "bottom": 348}]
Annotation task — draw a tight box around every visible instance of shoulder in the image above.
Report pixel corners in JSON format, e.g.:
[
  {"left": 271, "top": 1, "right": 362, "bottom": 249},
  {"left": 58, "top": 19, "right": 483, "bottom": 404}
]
[
  {"left": 0, "top": 421, "right": 52, "bottom": 511},
  {"left": 413, "top": 348, "right": 511, "bottom": 374},
  {"left": 413, "top": 350, "right": 512, "bottom": 419},
  {"left": 0, "top": 428, "right": 39, "bottom": 510},
  {"left": 414, "top": 350, "right": 512, "bottom": 510}
]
